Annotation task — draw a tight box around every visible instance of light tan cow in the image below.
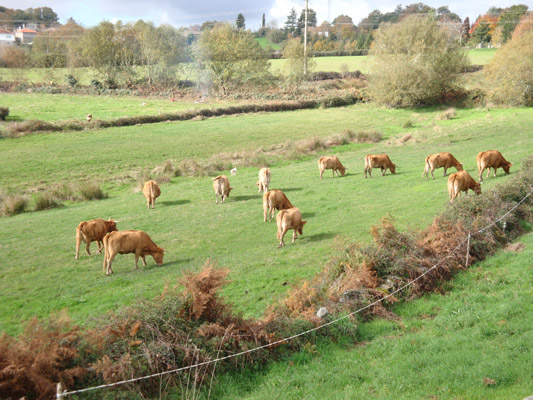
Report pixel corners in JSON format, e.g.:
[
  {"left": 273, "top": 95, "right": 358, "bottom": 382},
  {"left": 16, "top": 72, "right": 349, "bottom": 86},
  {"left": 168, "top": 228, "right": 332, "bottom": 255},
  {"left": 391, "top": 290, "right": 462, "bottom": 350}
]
[
  {"left": 276, "top": 207, "right": 307, "bottom": 248},
  {"left": 476, "top": 150, "right": 512, "bottom": 182},
  {"left": 423, "top": 152, "right": 463, "bottom": 180},
  {"left": 102, "top": 230, "right": 165, "bottom": 275},
  {"left": 447, "top": 171, "right": 482, "bottom": 202},
  {"left": 75, "top": 218, "right": 118, "bottom": 259},
  {"left": 364, "top": 154, "right": 397, "bottom": 178},
  {"left": 142, "top": 180, "right": 161, "bottom": 209},
  {"left": 263, "top": 189, "right": 293, "bottom": 222},
  {"left": 318, "top": 156, "right": 346, "bottom": 179},
  {"left": 256, "top": 168, "right": 271, "bottom": 193},
  {"left": 212, "top": 175, "right": 233, "bottom": 204}
]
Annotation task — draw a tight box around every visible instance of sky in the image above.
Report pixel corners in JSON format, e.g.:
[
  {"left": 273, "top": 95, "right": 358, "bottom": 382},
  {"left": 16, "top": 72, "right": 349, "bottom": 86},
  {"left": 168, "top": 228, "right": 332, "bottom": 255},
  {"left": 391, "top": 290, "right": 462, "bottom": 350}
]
[{"left": 4, "top": 0, "right": 528, "bottom": 29}]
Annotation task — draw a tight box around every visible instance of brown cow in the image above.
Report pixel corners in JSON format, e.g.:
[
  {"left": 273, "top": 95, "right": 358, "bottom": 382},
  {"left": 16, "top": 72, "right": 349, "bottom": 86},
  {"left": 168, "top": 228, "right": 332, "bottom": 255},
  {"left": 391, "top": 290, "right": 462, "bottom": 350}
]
[
  {"left": 212, "top": 175, "right": 233, "bottom": 204},
  {"left": 318, "top": 156, "right": 346, "bottom": 179},
  {"left": 263, "top": 189, "right": 293, "bottom": 222},
  {"left": 364, "top": 154, "right": 397, "bottom": 178},
  {"left": 423, "top": 152, "right": 463, "bottom": 180},
  {"left": 447, "top": 171, "right": 482, "bottom": 202},
  {"left": 256, "top": 168, "right": 271, "bottom": 193},
  {"left": 142, "top": 180, "right": 161, "bottom": 209},
  {"left": 102, "top": 230, "right": 165, "bottom": 275},
  {"left": 75, "top": 218, "right": 118, "bottom": 260},
  {"left": 276, "top": 207, "right": 307, "bottom": 248},
  {"left": 476, "top": 150, "right": 512, "bottom": 182}
]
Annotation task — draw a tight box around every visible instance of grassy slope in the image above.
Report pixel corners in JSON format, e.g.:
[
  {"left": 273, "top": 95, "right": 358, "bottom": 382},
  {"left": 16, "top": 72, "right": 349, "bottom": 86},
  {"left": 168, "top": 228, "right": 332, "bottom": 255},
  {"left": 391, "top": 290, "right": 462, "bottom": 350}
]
[
  {"left": 0, "top": 106, "right": 531, "bottom": 335},
  {"left": 213, "top": 232, "right": 533, "bottom": 400}
]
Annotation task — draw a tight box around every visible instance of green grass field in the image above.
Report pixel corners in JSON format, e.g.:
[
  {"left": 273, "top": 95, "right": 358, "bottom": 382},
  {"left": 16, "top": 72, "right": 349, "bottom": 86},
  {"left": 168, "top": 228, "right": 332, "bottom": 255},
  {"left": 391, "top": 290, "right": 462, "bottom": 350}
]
[
  {"left": 212, "top": 232, "right": 533, "bottom": 399},
  {"left": 0, "top": 104, "right": 531, "bottom": 336}
]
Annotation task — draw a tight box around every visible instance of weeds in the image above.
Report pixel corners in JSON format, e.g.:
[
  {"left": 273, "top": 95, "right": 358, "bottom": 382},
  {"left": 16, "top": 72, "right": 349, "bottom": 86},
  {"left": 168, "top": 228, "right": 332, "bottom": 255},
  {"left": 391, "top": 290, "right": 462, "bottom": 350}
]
[
  {"left": 1, "top": 194, "right": 27, "bottom": 216},
  {"left": 78, "top": 182, "right": 107, "bottom": 201},
  {"left": 33, "top": 192, "right": 61, "bottom": 211}
]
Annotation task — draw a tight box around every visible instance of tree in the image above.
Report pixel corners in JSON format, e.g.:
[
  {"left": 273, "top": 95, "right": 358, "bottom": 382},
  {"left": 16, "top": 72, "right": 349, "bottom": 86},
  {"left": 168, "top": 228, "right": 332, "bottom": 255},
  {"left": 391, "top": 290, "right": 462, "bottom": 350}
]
[
  {"left": 512, "top": 11, "right": 533, "bottom": 39},
  {"left": 196, "top": 24, "right": 271, "bottom": 94},
  {"left": 236, "top": 13, "right": 245, "bottom": 30},
  {"left": 296, "top": 8, "right": 317, "bottom": 36},
  {"left": 461, "top": 17, "right": 471, "bottom": 43},
  {"left": 496, "top": 5, "right": 529, "bottom": 43},
  {"left": 486, "top": 30, "right": 533, "bottom": 106},
  {"left": 285, "top": 8, "right": 298, "bottom": 34},
  {"left": 282, "top": 38, "right": 315, "bottom": 82},
  {"left": 369, "top": 15, "right": 469, "bottom": 107},
  {"left": 262, "top": 13, "right": 265, "bottom": 29},
  {"left": 469, "top": 14, "right": 498, "bottom": 45}
]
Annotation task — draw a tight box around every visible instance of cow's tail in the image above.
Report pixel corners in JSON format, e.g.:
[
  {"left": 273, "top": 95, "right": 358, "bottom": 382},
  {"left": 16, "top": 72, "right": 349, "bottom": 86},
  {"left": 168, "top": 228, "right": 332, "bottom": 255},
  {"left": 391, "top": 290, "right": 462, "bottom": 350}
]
[
  {"left": 102, "top": 233, "right": 109, "bottom": 273},
  {"left": 447, "top": 175, "right": 456, "bottom": 200},
  {"left": 423, "top": 156, "right": 430, "bottom": 178},
  {"left": 149, "top": 181, "right": 154, "bottom": 200},
  {"left": 77, "top": 222, "right": 87, "bottom": 242}
]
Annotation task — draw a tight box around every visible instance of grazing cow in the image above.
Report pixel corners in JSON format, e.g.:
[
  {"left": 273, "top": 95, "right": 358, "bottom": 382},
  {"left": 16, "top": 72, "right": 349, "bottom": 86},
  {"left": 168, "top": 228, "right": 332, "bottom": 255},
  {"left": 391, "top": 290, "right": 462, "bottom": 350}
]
[
  {"left": 75, "top": 218, "right": 118, "bottom": 260},
  {"left": 423, "top": 152, "right": 463, "bottom": 180},
  {"left": 476, "top": 150, "right": 512, "bottom": 182},
  {"left": 318, "top": 156, "right": 346, "bottom": 179},
  {"left": 447, "top": 171, "right": 482, "bottom": 202},
  {"left": 364, "top": 154, "right": 397, "bottom": 178},
  {"left": 102, "top": 230, "right": 165, "bottom": 275},
  {"left": 142, "top": 180, "right": 161, "bottom": 209},
  {"left": 212, "top": 175, "right": 233, "bottom": 204},
  {"left": 263, "top": 189, "right": 293, "bottom": 222},
  {"left": 276, "top": 207, "right": 307, "bottom": 248},
  {"left": 256, "top": 168, "right": 271, "bottom": 193}
]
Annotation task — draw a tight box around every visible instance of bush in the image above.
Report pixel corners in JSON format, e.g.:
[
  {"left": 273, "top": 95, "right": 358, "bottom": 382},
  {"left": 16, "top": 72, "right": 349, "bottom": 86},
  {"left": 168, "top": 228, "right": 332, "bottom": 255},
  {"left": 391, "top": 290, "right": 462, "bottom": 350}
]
[
  {"left": 78, "top": 182, "right": 107, "bottom": 200},
  {"left": 34, "top": 192, "right": 61, "bottom": 211},
  {"left": 369, "top": 16, "right": 469, "bottom": 107},
  {"left": 2, "top": 195, "right": 28, "bottom": 216},
  {"left": 486, "top": 30, "right": 533, "bottom": 106},
  {"left": 65, "top": 74, "right": 77, "bottom": 88},
  {"left": 437, "top": 108, "right": 457, "bottom": 120},
  {"left": 403, "top": 120, "right": 413, "bottom": 128},
  {"left": 0, "top": 107, "right": 8, "bottom": 121}
]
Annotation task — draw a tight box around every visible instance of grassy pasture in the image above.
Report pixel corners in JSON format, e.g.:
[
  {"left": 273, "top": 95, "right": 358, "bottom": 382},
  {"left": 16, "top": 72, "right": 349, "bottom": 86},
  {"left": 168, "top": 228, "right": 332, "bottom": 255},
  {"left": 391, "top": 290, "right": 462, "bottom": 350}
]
[
  {"left": 0, "top": 49, "right": 496, "bottom": 85},
  {"left": 213, "top": 232, "right": 533, "bottom": 400},
  {"left": 0, "top": 104, "right": 531, "bottom": 336}
]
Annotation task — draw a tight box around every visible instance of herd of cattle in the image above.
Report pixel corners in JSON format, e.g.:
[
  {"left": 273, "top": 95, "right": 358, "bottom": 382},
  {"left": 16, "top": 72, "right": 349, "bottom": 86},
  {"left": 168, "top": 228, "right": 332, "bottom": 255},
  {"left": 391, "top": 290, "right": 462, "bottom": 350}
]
[{"left": 75, "top": 149, "right": 512, "bottom": 275}]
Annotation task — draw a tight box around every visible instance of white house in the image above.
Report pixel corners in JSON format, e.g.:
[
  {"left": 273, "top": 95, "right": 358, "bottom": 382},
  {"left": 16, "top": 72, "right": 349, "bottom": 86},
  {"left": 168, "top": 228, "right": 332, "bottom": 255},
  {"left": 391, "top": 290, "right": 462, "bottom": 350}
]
[
  {"left": 15, "top": 28, "right": 38, "bottom": 44},
  {"left": 0, "top": 29, "right": 16, "bottom": 46}
]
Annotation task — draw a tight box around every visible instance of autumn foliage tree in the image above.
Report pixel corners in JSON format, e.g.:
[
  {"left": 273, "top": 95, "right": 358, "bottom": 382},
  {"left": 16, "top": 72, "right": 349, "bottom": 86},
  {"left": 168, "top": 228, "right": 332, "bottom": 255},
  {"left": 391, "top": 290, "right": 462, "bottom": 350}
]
[{"left": 369, "top": 15, "right": 469, "bottom": 107}]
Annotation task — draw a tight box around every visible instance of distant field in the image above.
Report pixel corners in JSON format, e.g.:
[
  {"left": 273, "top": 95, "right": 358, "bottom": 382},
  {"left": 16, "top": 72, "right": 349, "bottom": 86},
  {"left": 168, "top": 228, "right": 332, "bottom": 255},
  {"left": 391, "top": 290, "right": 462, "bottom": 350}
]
[
  {"left": 0, "top": 104, "right": 531, "bottom": 335},
  {"left": 214, "top": 232, "right": 533, "bottom": 399},
  {"left": 0, "top": 93, "right": 238, "bottom": 122},
  {"left": 0, "top": 49, "right": 496, "bottom": 85}
]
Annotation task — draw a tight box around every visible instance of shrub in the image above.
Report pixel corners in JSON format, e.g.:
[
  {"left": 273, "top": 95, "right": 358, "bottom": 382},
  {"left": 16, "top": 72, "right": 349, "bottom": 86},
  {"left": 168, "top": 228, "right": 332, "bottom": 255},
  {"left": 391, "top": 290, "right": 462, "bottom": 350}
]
[
  {"left": 78, "top": 182, "right": 107, "bottom": 200},
  {"left": 437, "top": 108, "right": 457, "bottom": 120},
  {"left": 65, "top": 74, "right": 77, "bottom": 88},
  {"left": 2, "top": 195, "right": 27, "bottom": 216},
  {"left": 369, "top": 16, "right": 469, "bottom": 107},
  {"left": 34, "top": 192, "right": 61, "bottom": 211},
  {"left": 486, "top": 30, "right": 533, "bottom": 106},
  {"left": 403, "top": 120, "right": 413, "bottom": 128},
  {"left": 0, "top": 107, "right": 8, "bottom": 121},
  {"left": 354, "top": 130, "right": 382, "bottom": 143}
]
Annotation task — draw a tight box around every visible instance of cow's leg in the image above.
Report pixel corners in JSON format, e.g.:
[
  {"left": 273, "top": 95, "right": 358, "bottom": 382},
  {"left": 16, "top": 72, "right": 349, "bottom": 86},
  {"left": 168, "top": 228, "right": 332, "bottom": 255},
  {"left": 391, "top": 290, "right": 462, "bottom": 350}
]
[
  {"left": 151, "top": 197, "right": 155, "bottom": 209},
  {"left": 278, "top": 227, "right": 287, "bottom": 248},
  {"left": 221, "top": 194, "right": 225, "bottom": 203},
  {"left": 493, "top": 168, "right": 497, "bottom": 178},
  {"left": 85, "top": 241, "right": 91, "bottom": 256},
  {"left": 292, "top": 230, "right": 298, "bottom": 243},
  {"left": 141, "top": 255, "right": 147, "bottom": 266},
  {"left": 146, "top": 198, "right": 150, "bottom": 209},
  {"left": 215, "top": 193, "right": 218, "bottom": 204},
  {"left": 443, "top": 167, "right": 448, "bottom": 176},
  {"left": 106, "top": 253, "right": 116, "bottom": 275},
  {"left": 320, "top": 168, "right": 324, "bottom": 179},
  {"left": 134, "top": 250, "right": 143, "bottom": 269},
  {"left": 486, "top": 168, "right": 491, "bottom": 178},
  {"left": 364, "top": 167, "right": 368, "bottom": 178},
  {"left": 430, "top": 167, "right": 435, "bottom": 180},
  {"left": 478, "top": 167, "right": 484, "bottom": 182},
  {"left": 381, "top": 167, "right": 385, "bottom": 176},
  {"left": 96, "top": 240, "right": 103, "bottom": 253}
]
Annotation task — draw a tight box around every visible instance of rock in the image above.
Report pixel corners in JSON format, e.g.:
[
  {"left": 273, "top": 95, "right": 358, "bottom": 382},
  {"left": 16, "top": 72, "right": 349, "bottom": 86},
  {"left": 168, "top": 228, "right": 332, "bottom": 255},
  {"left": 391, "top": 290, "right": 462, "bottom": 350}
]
[
  {"left": 340, "top": 289, "right": 370, "bottom": 304},
  {"left": 316, "top": 307, "right": 328, "bottom": 318}
]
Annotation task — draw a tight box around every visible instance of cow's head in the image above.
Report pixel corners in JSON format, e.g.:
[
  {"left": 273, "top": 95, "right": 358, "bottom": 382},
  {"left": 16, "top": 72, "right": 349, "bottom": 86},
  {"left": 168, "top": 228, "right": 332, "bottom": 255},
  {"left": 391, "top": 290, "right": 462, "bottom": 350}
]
[
  {"left": 153, "top": 248, "right": 165, "bottom": 266},
  {"left": 106, "top": 219, "right": 119, "bottom": 232},
  {"left": 456, "top": 162, "right": 464, "bottom": 171},
  {"left": 339, "top": 165, "right": 346, "bottom": 176},
  {"left": 227, "top": 187, "right": 234, "bottom": 197},
  {"left": 390, "top": 163, "right": 397, "bottom": 174},
  {"left": 473, "top": 182, "right": 482, "bottom": 196},
  {"left": 255, "top": 181, "right": 261, "bottom": 188},
  {"left": 503, "top": 162, "right": 513, "bottom": 175},
  {"left": 298, "top": 220, "right": 307, "bottom": 235}
]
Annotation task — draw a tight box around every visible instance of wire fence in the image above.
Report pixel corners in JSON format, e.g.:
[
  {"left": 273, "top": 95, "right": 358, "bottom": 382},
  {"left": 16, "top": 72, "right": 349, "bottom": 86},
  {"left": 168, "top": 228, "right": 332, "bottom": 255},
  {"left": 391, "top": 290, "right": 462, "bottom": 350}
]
[{"left": 57, "top": 188, "right": 533, "bottom": 399}]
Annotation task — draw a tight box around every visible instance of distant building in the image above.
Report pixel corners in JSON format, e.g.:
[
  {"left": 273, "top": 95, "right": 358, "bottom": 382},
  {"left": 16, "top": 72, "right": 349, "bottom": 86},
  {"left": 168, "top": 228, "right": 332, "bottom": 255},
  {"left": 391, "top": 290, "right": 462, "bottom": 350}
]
[
  {"left": 15, "top": 28, "right": 38, "bottom": 44},
  {"left": 0, "top": 28, "right": 16, "bottom": 46}
]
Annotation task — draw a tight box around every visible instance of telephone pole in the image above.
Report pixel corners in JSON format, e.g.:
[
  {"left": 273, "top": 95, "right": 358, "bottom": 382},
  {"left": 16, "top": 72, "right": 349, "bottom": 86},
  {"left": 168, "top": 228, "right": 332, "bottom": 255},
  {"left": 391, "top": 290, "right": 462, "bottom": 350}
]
[{"left": 303, "top": 0, "right": 308, "bottom": 75}]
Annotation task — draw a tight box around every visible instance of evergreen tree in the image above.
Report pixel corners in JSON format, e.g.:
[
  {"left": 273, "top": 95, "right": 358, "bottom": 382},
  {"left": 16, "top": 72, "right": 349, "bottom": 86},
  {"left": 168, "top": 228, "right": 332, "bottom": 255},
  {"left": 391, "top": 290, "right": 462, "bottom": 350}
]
[
  {"left": 236, "top": 13, "right": 245, "bottom": 30},
  {"left": 461, "top": 17, "right": 471, "bottom": 43},
  {"left": 284, "top": 8, "right": 298, "bottom": 34}
]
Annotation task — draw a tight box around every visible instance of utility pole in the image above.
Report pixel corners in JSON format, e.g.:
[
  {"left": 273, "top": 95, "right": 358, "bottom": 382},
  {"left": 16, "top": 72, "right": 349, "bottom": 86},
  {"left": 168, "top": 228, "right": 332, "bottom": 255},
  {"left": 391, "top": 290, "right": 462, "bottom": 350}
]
[{"left": 303, "top": 0, "right": 308, "bottom": 75}]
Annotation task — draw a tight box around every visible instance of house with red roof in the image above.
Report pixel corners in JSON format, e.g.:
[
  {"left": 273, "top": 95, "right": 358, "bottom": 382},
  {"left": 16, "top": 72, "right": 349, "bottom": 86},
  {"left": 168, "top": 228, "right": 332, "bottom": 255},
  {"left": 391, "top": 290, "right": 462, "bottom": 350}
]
[
  {"left": 0, "top": 28, "right": 16, "bottom": 46},
  {"left": 15, "top": 28, "right": 38, "bottom": 44}
]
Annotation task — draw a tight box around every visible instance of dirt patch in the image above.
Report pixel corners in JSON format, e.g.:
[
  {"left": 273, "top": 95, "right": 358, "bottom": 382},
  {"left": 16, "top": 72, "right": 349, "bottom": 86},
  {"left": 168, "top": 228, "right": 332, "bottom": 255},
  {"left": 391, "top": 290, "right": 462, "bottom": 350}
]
[{"left": 503, "top": 242, "right": 525, "bottom": 252}]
